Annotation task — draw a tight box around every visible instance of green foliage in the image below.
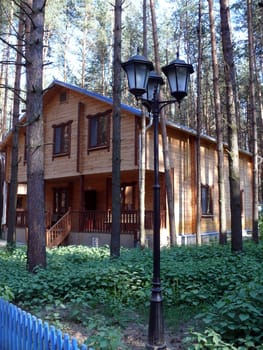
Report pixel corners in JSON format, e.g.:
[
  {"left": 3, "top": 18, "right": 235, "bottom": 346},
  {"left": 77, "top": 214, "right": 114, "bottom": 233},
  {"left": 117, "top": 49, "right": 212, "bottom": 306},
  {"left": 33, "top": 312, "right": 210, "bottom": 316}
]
[
  {"left": 84, "top": 315, "right": 127, "bottom": 350},
  {"left": 0, "top": 285, "right": 14, "bottom": 301},
  {"left": 0, "top": 242, "right": 263, "bottom": 349},
  {"left": 259, "top": 211, "right": 263, "bottom": 240},
  {"left": 185, "top": 328, "right": 238, "bottom": 349},
  {"left": 197, "top": 280, "right": 263, "bottom": 348}
]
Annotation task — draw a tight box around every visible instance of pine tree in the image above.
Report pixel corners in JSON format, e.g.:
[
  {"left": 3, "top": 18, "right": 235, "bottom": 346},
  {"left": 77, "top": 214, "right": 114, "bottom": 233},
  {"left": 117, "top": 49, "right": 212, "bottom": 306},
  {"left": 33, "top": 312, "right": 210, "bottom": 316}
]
[
  {"left": 26, "top": 0, "right": 46, "bottom": 271},
  {"left": 220, "top": 0, "right": 243, "bottom": 252},
  {"left": 110, "top": 0, "right": 122, "bottom": 258}
]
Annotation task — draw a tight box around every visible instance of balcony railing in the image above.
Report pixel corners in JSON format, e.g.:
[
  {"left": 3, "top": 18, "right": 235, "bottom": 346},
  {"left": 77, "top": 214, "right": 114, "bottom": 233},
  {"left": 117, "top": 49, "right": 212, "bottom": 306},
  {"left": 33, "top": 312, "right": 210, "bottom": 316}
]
[
  {"left": 15, "top": 209, "right": 167, "bottom": 234},
  {"left": 71, "top": 210, "right": 167, "bottom": 234}
]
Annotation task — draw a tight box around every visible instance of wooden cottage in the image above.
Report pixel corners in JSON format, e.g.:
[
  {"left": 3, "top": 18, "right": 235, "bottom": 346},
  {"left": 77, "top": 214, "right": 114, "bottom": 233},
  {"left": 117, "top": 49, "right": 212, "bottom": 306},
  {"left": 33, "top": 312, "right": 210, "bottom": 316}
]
[{"left": 0, "top": 80, "right": 253, "bottom": 247}]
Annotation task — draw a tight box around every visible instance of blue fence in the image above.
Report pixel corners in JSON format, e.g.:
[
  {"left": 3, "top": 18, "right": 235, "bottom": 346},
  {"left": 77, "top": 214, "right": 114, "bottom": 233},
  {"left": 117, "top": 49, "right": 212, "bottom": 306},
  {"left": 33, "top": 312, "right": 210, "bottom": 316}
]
[{"left": 0, "top": 298, "right": 88, "bottom": 350}]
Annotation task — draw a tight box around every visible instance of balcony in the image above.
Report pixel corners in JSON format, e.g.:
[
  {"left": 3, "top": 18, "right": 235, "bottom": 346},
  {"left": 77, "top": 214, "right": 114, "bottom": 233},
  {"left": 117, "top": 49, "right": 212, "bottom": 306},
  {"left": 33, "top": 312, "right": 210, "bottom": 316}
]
[{"left": 15, "top": 209, "right": 167, "bottom": 237}]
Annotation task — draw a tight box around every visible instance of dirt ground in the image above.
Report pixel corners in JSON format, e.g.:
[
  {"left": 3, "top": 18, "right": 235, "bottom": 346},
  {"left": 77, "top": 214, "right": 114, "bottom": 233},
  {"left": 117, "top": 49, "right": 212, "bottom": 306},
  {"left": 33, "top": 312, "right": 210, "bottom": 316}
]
[{"left": 64, "top": 319, "right": 189, "bottom": 349}]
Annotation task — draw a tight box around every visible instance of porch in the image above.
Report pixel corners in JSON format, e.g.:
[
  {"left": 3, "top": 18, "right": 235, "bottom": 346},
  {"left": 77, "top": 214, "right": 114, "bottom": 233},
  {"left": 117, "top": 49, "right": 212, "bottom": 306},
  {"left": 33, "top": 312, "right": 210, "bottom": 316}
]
[{"left": 15, "top": 209, "right": 167, "bottom": 247}]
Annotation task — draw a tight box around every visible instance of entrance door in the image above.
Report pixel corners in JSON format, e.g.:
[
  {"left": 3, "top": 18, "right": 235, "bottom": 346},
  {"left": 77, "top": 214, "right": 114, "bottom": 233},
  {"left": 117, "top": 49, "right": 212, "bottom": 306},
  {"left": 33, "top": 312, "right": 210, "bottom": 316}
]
[
  {"left": 53, "top": 188, "right": 69, "bottom": 223},
  {"left": 85, "top": 190, "right": 97, "bottom": 210},
  {"left": 84, "top": 190, "right": 96, "bottom": 231},
  {"left": 121, "top": 183, "right": 135, "bottom": 210}
]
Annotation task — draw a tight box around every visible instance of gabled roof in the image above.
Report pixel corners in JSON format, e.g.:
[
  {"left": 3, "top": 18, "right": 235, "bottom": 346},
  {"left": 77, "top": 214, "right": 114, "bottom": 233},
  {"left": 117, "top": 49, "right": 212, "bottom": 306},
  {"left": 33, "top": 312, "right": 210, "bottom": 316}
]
[{"left": 46, "top": 80, "right": 142, "bottom": 117}]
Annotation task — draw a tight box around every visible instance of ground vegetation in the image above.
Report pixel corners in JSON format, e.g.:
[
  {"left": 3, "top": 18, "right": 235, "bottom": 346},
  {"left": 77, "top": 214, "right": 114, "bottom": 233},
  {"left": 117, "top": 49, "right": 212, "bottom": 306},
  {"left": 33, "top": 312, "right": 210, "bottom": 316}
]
[{"left": 0, "top": 241, "right": 263, "bottom": 349}]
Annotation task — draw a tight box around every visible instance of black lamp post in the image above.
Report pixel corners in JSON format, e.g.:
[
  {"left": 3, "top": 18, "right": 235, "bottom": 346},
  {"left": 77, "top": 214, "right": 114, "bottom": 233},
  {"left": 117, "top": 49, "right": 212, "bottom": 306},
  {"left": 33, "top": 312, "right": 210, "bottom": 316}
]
[{"left": 122, "top": 52, "right": 193, "bottom": 350}]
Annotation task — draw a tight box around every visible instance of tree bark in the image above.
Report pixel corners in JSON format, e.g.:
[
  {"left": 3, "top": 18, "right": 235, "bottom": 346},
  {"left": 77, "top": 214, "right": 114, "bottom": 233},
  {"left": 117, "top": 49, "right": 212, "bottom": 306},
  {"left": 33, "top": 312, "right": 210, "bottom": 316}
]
[
  {"left": 207, "top": 0, "right": 227, "bottom": 244},
  {"left": 1, "top": 4, "right": 13, "bottom": 137},
  {"left": 195, "top": 0, "right": 203, "bottom": 246},
  {"left": 247, "top": 0, "right": 259, "bottom": 243},
  {"left": 26, "top": 0, "right": 46, "bottom": 271},
  {"left": 149, "top": 0, "right": 177, "bottom": 246},
  {"left": 139, "top": 0, "right": 148, "bottom": 248},
  {"left": 110, "top": 0, "right": 122, "bottom": 257},
  {"left": 220, "top": 0, "right": 242, "bottom": 252},
  {"left": 7, "top": 4, "right": 24, "bottom": 250}
]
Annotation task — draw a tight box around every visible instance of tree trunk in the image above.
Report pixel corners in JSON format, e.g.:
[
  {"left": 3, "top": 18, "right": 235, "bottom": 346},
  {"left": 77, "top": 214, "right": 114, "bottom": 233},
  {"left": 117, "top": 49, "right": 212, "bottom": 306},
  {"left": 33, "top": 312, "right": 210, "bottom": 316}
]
[
  {"left": 247, "top": 0, "right": 259, "bottom": 243},
  {"left": 139, "top": 0, "right": 148, "bottom": 248},
  {"left": 1, "top": 4, "right": 13, "bottom": 136},
  {"left": 220, "top": 0, "right": 242, "bottom": 252},
  {"left": 149, "top": 0, "right": 177, "bottom": 246},
  {"left": 258, "top": 2, "right": 263, "bottom": 204},
  {"left": 26, "top": 0, "right": 46, "bottom": 271},
  {"left": 207, "top": 0, "right": 227, "bottom": 244},
  {"left": 110, "top": 0, "right": 122, "bottom": 257},
  {"left": 7, "top": 5, "right": 24, "bottom": 250},
  {"left": 0, "top": 155, "right": 5, "bottom": 234},
  {"left": 195, "top": 0, "right": 203, "bottom": 246}
]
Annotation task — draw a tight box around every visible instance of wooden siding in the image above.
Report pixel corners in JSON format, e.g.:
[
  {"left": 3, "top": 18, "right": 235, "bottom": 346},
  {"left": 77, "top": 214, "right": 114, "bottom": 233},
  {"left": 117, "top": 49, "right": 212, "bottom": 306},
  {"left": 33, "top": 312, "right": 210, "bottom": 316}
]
[
  {"left": 4, "top": 132, "right": 27, "bottom": 183},
  {"left": 1, "top": 82, "right": 253, "bottom": 241},
  {"left": 44, "top": 89, "right": 138, "bottom": 180}
]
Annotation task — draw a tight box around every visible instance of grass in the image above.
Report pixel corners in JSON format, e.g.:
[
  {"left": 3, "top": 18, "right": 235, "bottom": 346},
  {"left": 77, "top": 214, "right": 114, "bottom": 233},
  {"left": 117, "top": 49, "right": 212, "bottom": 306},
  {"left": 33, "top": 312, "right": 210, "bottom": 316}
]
[{"left": 0, "top": 241, "right": 263, "bottom": 349}]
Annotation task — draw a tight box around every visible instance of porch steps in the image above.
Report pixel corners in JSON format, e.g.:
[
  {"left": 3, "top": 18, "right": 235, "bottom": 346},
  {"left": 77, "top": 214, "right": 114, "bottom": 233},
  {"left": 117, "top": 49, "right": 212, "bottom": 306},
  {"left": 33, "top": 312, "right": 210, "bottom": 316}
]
[{"left": 46, "top": 209, "right": 71, "bottom": 248}]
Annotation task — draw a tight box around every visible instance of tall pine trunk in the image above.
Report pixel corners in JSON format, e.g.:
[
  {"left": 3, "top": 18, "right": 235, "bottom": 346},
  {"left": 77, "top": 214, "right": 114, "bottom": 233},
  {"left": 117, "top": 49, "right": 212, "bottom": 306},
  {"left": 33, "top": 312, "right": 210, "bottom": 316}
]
[
  {"left": 220, "top": 0, "right": 242, "bottom": 252},
  {"left": 1, "top": 4, "right": 13, "bottom": 136},
  {"left": 139, "top": 0, "right": 148, "bottom": 248},
  {"left": 195, "top": 0, "right": 203, "bottom": 246},
  {"left": 26, "top": 0, "right": 46, "bottom": 271},
  {"left": 207, "top": 0, "right": 227, "bottom": 244},
  {"left": 110, "top": 0, "right": 122, "bottom": 257},
  {"left": 149, "top": 0, "right": 177, "bottom": 246},
  {"left": 7, "top": 5, "right": 24, "bottom": 249},
  {"left": 247, "top": 0, "right": 259, "bottom": 243}
]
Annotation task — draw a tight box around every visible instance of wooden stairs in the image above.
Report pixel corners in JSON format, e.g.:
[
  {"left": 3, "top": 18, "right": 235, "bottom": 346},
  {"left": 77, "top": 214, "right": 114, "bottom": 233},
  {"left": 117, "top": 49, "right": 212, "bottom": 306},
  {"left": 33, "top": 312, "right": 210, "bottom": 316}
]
[{"left": 46, "top": 209, "right": 71, "bottom": 248}]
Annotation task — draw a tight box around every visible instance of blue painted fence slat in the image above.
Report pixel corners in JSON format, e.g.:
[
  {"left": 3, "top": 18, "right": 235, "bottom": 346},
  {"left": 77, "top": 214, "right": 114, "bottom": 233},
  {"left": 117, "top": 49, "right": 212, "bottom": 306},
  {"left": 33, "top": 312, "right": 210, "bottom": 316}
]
[{"left": 0, "top": 298, "right": 87, "bottom": 350}]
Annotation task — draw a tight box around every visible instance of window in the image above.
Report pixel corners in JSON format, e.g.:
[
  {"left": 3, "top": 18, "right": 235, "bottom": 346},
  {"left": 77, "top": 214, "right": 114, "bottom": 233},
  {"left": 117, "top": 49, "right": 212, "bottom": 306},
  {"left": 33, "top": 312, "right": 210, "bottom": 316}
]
[
  {"left": 201, "top": 184, "right": 213, "bottom": 216},
  {"left": 59, "top": 91, "right": 67, "bottom": 103},
  {"left": 52, "top": 121, "right": 72, "bottom": 157},
  {"left": 87, "top": 110, "right": 111, "bottom": 152}
]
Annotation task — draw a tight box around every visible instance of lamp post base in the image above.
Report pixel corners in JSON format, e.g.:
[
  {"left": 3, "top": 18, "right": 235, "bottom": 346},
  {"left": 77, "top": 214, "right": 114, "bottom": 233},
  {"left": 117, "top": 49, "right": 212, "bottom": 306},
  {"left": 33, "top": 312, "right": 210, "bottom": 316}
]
[{"left": 146, "top": 282, "right": 166, "bottom": 350}]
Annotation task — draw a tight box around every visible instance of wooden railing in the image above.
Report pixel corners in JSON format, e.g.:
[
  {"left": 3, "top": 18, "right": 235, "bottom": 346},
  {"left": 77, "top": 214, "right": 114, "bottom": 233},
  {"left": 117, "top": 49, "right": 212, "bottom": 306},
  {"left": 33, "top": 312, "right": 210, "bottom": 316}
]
[
  {"left": 15, "top": 211, "right": 52, "bottom": 228},
  {"left": 15, "top": 209, "right": 167, "bottom": 243},
  {"left": 46, "top": 209, "right": 71, "bottom": 248},
  {"left": 71, "top": 209, "right": 167, "bottom": 233}
]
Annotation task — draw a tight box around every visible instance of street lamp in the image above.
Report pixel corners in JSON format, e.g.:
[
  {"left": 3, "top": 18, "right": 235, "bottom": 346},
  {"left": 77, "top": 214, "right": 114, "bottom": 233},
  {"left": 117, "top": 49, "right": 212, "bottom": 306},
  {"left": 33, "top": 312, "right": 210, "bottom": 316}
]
[{"left": 122, "top": 52, "right": 194, "bottom": 350}]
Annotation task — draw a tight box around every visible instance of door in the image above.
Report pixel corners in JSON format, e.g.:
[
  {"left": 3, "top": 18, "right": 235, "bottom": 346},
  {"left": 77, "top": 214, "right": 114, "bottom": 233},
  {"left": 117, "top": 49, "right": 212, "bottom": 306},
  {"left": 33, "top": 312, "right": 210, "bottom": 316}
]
[
  {"left": 53, "top": 188, "right": 69, "bottom": 223},
  {"left": 85, "top": 190, "right": 97, "bottom": 210}
]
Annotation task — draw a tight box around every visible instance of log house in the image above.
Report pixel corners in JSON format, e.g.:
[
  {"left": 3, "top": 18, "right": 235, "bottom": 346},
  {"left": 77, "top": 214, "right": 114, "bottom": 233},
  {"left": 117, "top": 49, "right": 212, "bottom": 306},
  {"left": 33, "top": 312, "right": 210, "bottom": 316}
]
[{"left": 0, "top": 80, "right": 253, "bottom": 247}]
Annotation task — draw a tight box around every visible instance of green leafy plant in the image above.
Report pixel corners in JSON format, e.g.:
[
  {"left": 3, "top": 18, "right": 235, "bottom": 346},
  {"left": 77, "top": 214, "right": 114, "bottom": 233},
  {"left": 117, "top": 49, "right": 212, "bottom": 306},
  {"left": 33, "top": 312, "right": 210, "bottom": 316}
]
[
  {"left": 198, "top": 281, "right": 263, "bottom": 347},
  {"left": 84, "top": 316, "right": 127, "bottom": 350},
  {"left": 185, "top": 328, "right": 238, "bottom": 349},
  {"left": 259, "top": 210, "right": 263, "bottom": 240},
  {"left": 0, "top": 242, "right": 263, "bottom": 349},
  {"left": 0, "top": 285, "right": 14, "bottom": 301}
]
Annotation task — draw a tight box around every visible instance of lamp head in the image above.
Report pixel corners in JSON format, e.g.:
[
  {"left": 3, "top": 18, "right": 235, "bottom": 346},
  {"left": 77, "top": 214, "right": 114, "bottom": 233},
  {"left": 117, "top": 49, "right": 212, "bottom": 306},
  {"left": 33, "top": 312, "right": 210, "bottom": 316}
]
[
  {"left": 141, "top": 71, "right": 164, "bottom": 111},
  {"left": 162, "top": 54, "right": 194, "bottom": 103},
  {"left": 122, "top": 54, "right": 154, "bottom": 98}
]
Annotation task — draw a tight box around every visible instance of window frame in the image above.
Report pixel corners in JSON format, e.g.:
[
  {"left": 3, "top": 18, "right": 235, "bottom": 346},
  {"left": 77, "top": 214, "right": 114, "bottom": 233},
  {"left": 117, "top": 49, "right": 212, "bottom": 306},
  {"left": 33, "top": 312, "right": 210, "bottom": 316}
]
[
  {"left": 52, "top": 120, "right": 72, "bottom": 159},
  {"left": 87, "top": 109, "right": 111, "bottom": 153},
  {"left": 201, "top": 184, "right": 213, "bottom": 217},
  {"left": 59, "top": 91, "right": 68, "bottom": 104}
]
